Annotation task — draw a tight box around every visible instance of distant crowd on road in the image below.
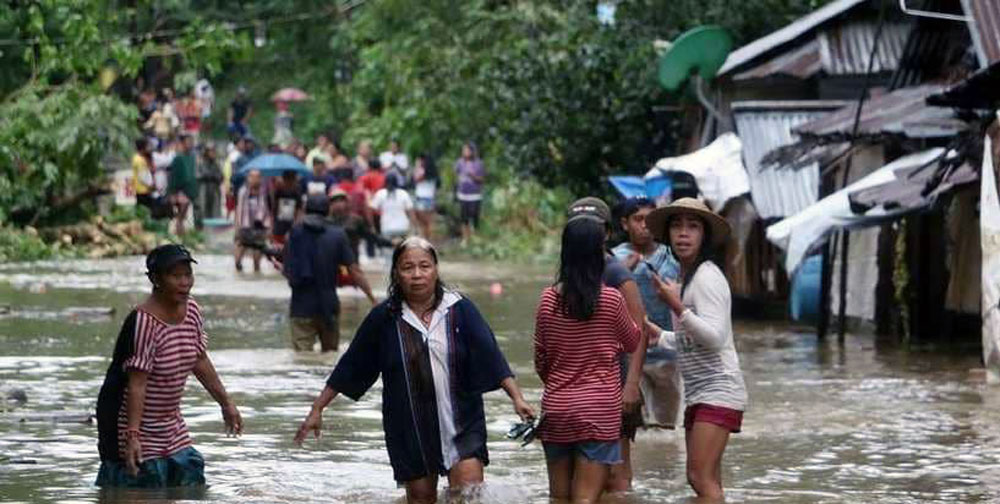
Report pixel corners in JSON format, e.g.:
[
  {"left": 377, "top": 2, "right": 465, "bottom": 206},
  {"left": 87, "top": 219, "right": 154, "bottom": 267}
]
[{"left": 128, "top": 84, "right": 487, "bottom": 271}]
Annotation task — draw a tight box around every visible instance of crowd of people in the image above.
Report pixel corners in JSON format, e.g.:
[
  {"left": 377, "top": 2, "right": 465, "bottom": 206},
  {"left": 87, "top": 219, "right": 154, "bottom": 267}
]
[
  {"left": 95, "top": 188, "right": 747, "bottom": 503},
  {"left": 131, "top": 83, "right": 489, "bottom": 271},
  {"left": 225, "top": 133, "right": 483, "bottom": 273}
]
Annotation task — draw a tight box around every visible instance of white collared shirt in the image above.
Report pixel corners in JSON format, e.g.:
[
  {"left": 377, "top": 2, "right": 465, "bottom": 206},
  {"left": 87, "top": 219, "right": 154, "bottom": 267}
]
[{"left": 402, "top": 290, "right": 463, "bottom": 469}]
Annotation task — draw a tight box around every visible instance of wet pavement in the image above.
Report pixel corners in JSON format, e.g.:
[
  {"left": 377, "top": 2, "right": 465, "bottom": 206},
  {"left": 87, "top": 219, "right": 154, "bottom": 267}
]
[{"left": 1, "top": 253, "right": 998, "bottom": 503}]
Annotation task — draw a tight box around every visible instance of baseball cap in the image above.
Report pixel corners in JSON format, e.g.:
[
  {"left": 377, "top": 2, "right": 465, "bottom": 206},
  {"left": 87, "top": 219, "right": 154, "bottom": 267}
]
[
  {"left": 328, "top": 188, "right": 348, "bottom": 200},
  {"left": 146, "top": 244, "right": 197, "bottom": 274},
  {"left": 566, "top": 197, "right": 611, "bottom": 224},
  {"left": 305, "top": 194, "right": 330, "bottom": 215}
]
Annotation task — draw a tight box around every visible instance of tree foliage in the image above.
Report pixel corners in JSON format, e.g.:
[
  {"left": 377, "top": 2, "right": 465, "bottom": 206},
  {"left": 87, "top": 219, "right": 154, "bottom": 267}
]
[
  {"left": 0, "top": 0, "right": 834, "bottom": 226},
  {"left": 221, "top": 0, "right": 831, "bottom": 194},
  {"left": 0, "top": 1, "right": 250, "bottom": 225}
]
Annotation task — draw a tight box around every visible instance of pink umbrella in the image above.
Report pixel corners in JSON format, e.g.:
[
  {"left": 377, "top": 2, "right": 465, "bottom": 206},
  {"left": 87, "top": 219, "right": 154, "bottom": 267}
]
[{"left": 271, "top": 87, "right": 310, "bottom": 102}]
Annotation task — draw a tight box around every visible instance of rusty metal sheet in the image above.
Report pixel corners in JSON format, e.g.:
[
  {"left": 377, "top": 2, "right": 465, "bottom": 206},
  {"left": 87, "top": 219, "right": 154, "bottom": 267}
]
[
  {"left": 733, "top": 39, "right": 822, "bottom": 80},
  {"left": 818, "top": 20, "right": 912, "bottom": 75},
  {"left": 792, "top": 84, "right": 965, "bottom": 138},
  {"left": 964, "top": 0, "right": 1000, "bottom": 66},
  {"left": 720, "top": 0, "right": 867, "bottom": 76}
]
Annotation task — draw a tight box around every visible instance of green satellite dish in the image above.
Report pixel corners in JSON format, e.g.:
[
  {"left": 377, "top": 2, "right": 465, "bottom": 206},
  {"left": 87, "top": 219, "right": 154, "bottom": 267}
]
[
  {"left": 657, "top": 26, "right": 733, "bottom": 92},
  {"left": 657, "top": 26, "right": 733, "bottom": 123}
]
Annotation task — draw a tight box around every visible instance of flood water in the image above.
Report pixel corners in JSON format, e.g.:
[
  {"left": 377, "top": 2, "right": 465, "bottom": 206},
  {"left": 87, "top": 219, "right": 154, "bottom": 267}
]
[{"left": 1, "top": 251, "right": 999, "bottom": 503}]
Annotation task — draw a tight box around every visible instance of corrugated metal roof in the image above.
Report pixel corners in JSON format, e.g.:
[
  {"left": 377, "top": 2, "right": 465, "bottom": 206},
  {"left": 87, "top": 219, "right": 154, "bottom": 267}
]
[
  {"left": 889, "top": 12, "right": 972, "bottom": 89},
  {"left": 719, "top": 0, "right": 867, "bottom": 76},
  {"left": 792, "top": 84, "right": 965, "bottom": 139},
  {"left": 732, "top": 103, "right": 845, "bottom": 219},
  {"left": 849, "top": 160, "right": 978, "bottom": 213},
  {"left": 964, "top": 0, "right": 1000, "bottom": 66},
  {"left": 734, "top": 39, "right": 821, "bottom": 80},
  {"left": 818, "top": 20, "right": 912, "bottom": 74},
  {"left": 729, "top": 12, "right": 911, "bottom": 81}
]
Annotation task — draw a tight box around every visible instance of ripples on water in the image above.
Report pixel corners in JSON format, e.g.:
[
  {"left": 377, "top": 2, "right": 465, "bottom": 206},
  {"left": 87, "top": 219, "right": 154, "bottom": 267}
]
[{"left": 1, "top": 255, "right": 999, "bottom": 503}]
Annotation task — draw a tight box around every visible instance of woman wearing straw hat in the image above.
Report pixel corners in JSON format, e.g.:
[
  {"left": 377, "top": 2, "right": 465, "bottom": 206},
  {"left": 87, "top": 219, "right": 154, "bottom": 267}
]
[{"left": 643, "top": 197, "right": 747, "bottom": 502}]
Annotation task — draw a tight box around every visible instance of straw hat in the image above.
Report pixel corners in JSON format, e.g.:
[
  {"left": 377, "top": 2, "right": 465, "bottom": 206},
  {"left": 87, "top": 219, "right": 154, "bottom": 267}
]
[{"left": 645, "top": 197, "right": 730, "bottom": 248}]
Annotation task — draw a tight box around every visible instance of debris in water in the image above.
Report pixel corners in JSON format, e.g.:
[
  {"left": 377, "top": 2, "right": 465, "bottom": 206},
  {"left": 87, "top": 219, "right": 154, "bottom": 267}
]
[
  {"left": 5, "top": 388, "right": 27, "bottom": 405},
  {"left": 64, "top": 307, "right": 116, "bottom": 317}
]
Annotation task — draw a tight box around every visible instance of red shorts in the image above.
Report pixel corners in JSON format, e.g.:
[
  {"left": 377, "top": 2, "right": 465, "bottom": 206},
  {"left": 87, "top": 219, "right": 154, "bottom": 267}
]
[{"left": 684, "top": 403, "right": 743, "bottom": 433}]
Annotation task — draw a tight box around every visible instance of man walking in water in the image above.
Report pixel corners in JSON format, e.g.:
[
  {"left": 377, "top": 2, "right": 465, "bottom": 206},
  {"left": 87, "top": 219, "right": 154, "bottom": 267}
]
[{"left": 283, "top": 194, "right": 376, "bottom": 352}]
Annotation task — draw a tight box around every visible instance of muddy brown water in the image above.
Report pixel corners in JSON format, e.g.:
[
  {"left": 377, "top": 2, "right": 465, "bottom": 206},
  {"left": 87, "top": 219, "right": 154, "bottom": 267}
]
[{"left": 1, "top": 254, "right": 998, "bottom": 503}]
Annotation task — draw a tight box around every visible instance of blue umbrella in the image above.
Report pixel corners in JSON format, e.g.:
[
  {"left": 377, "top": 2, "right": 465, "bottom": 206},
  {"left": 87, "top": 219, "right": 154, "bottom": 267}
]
[
  {"left": 237, "top": 153, "right": 310, "bottom": 178},
  {"left": 231, "top": 153, "right": 311, "bottom": 188}
]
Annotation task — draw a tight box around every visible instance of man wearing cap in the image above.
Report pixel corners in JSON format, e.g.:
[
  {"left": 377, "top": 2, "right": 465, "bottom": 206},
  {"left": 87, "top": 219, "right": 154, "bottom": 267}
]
[
  {"left": 565, "top": 197, "right": 649, "bottom": 492},
  {"left": 95, "top": 245, "right": 242, "bottom": 488},
  {"left": 283, "top": 194, "right": 377, "bottom": 352}
]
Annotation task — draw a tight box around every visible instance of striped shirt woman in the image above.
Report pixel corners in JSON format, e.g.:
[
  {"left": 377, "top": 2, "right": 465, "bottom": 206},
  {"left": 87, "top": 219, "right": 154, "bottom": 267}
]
[{"left": 534, "top": 286, "right": 641, "bottom": 443}]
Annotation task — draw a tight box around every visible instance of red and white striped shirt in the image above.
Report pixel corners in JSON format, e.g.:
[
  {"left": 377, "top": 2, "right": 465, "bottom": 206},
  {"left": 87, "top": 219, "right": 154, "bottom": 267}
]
[
  {"left": 534, "top": 286, "right": 640, "bottom": 443},
  {"left": 117, "top": 299, "right": 207, "bottom": 460}
]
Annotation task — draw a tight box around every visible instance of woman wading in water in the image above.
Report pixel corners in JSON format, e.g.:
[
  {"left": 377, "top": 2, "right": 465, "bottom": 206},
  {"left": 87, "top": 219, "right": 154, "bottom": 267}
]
[
  {"left": 533, "top": 214, "right": 642, "bottom": 503},
  {"left": 644, "top": 198, "right": 748, "bottom": 502},
  {"left": 95, "top": 244, "right": 242, "bottom": 488},
  {"left": 294, "top": 237, "right": 534, "bottom": 503}
]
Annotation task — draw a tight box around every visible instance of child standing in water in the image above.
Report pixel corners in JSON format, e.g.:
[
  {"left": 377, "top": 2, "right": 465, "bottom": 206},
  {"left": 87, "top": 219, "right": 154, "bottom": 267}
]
[{"left": 644, "top": 198, "right": 748, "bottom": 502}]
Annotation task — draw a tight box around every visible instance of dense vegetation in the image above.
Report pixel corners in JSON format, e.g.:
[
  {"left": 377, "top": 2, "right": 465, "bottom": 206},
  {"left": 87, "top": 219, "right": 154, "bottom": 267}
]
[{"left": 0, "top": 0, "right": 830, "bottom": 259}]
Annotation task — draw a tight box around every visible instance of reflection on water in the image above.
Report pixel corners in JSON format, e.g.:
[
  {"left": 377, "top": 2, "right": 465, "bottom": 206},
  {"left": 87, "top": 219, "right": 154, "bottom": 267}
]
[{"left": 1, "top": 255, "right": 999, "bottom": 503}]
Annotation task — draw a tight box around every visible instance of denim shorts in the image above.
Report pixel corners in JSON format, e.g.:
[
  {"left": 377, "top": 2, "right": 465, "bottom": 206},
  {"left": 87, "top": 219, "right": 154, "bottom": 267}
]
[
  {"left": 415, "top": 197, "right": 435, "bottom": 211},
  {"left": 542, "top": 440, "right": 623, "bottom": 465}
]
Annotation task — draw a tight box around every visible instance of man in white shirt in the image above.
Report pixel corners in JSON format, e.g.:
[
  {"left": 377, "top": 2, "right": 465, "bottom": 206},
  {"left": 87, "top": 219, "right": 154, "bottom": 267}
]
[
  {"left": 369, "top": 175, "right": 415, "bottom": 241},
  {"left": 379, "top": 138, "right": 409, "bottom": 176}
]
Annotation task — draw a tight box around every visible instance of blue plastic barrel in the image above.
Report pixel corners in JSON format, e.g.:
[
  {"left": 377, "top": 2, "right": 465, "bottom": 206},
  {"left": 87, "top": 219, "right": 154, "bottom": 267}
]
[{"left": 789, "top": 255, "right": 822, "bottom": 323}]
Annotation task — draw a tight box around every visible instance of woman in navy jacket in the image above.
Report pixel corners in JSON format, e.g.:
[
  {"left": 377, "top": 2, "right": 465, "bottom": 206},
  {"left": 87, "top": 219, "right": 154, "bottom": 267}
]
[{"left": 294, "top": 237, "right": 533, "bottom": 503}]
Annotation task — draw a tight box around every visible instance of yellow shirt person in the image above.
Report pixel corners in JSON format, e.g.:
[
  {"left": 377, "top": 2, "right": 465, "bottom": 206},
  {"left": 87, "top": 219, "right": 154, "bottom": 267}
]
[{"left": 132, "top": 153, "right": 154, "bottom": 196}]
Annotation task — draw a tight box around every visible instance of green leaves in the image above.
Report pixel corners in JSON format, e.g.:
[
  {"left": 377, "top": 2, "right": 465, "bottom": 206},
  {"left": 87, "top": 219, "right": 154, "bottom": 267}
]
[{"left": 0, "top": 82, "right": 136, "bottom": 224}]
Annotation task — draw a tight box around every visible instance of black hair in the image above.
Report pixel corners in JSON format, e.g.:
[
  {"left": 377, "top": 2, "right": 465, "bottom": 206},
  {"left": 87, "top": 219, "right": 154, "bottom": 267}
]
[
  {"left": 665, "top": 214, "right": 717, "bottom": 297},
  {"left": 556, "top": 217, "right": 606, "bottom": 320},
  {"left": 417, "top": 153, "right": 439, "bottom": 183},
  {"left": 620, "top": 197, "right": 655, "bottom": 219},
  {"left": 386, "top": 238, "right": 446, "bottom": 316},
  {"left": 385, "top": 172, "right": 400, "bottom": 194},
  {"left": 135, "top": 138, "right": 148, "bottom": 151},
  {"left": 463, "top": 141, "right": 479, "bottom": 159}
]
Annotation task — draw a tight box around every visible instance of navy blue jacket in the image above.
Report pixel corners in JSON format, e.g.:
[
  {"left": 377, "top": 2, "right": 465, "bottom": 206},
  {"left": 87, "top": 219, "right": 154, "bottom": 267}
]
[{"left": 327, "top": 297, "right": 513, "bottom": 482}]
